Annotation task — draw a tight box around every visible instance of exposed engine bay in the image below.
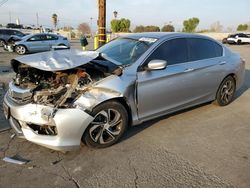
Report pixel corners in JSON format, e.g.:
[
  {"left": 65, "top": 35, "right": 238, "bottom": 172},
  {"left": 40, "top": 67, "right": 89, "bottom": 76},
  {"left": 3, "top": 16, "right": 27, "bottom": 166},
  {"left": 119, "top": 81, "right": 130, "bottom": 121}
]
[{"left": 9, "top": 58, "right": 122, "bottom": 108}]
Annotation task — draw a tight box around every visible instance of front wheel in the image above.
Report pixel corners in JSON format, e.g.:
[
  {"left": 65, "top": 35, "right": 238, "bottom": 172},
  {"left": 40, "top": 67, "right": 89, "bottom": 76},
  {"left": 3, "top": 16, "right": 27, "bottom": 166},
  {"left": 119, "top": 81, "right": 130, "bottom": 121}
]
[
  {"left": 83, "top": 101, "right": 128, "bottom": 148},
  {"left": 0, "top": 39, "right": 6, "bottom": 47},
  {"left": 215, "top": 76, "right": 236, "bottom": 106},
  {"left": 15, "top": 45, "right": 27, "bottom": 55}
]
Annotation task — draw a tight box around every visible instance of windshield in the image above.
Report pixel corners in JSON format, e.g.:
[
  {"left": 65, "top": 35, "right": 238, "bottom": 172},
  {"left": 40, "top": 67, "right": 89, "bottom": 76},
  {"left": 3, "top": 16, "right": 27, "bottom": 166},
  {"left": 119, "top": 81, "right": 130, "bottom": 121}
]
[{"left": 97, "top": 37, "right": 157, "bottom": 65}]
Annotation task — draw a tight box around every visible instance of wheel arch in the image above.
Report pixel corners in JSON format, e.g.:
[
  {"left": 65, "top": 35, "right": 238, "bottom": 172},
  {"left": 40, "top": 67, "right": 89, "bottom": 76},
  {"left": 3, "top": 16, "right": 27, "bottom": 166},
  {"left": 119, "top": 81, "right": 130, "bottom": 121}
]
[
  {"left": 216, "top": 73, "right": 236, "bottom": 97},
  {"left": 90, "top": 97, "right": 133, "bottom": 127},
  {"left": 15, "top": 44, "right": 28, "bottom": 53}
]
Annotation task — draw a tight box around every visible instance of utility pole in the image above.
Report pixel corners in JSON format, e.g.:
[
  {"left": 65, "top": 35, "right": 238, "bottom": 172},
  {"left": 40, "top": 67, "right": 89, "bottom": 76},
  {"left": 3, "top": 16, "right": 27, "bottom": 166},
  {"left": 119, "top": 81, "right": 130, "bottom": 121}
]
[
  {"left": 90, "top": 17, "right": 93, "bottom": 37},
  {"left": 36, "top": 13, "right": 39, "bottom": 27},
  {"left": 98, "top": 0, "right": 106, "bottom": 47}
]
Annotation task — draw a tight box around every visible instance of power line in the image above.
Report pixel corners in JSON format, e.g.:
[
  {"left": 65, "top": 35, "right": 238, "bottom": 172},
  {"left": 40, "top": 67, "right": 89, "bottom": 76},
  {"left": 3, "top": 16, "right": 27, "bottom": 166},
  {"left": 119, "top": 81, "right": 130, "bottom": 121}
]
[{"left": 0, "top": 0, "right": 9, "bottom": 7}]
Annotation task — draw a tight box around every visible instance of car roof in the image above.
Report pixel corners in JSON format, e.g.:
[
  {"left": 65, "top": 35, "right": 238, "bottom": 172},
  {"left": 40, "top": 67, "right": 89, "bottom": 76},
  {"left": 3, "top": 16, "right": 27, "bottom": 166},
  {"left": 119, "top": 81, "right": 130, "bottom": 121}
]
[{"left": 122, "top": 32, "right": 214, "bottom": 41}]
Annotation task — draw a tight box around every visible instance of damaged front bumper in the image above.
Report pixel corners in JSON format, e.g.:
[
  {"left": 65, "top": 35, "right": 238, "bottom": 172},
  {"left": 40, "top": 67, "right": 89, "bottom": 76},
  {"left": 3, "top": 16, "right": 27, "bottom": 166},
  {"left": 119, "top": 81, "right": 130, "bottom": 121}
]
[{"left": 3, "top": 93, "right": 94, "bottom": 151}]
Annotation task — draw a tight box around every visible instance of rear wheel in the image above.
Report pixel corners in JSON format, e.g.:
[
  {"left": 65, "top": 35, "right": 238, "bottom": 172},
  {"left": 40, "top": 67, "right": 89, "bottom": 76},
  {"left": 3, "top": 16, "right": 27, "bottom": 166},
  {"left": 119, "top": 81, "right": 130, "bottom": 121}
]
[
  {"left": 83, "top": 101, "right": 128, "bottom": 148},
  {"left": 237, "top": 40, "right": 242, "bottom": 45},
  {"left": 15, "top": 45, "right": 27, "bottom": 55},
  {"left": 215, "top": 76, "right": 236, "bottom": 106}
]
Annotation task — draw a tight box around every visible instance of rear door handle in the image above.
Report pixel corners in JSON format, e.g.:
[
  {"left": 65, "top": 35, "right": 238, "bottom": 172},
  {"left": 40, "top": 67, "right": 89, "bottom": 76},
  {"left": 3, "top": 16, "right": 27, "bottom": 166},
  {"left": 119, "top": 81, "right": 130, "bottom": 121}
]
[
  {"left": 219, "top": 61, "right": 226, "bottom": 65},
  {"left": 183, "top": 68, "right": 194, "bottom": 73}
]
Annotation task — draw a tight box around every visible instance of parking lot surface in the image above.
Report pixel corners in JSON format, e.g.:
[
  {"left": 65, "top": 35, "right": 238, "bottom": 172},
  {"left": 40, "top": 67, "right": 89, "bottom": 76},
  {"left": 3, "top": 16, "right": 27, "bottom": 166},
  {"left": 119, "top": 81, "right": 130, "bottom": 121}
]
[{"left": 0, "top": 42, "right": 249, "bottom": 188}]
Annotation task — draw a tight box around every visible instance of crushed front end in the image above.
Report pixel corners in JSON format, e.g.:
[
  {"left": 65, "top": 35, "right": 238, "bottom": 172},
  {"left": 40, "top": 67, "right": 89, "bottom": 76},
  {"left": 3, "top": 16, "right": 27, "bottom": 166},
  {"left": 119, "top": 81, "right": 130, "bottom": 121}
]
[{"left": 3, "top": 50, "right": 122, "bottom": 151}]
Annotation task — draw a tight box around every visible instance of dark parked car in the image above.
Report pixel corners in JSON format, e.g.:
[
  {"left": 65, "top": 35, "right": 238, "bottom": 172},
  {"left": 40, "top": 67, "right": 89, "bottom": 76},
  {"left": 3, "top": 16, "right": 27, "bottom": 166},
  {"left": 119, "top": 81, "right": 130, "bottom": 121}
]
[
  {"left": 6, "top": 23, "right": 23, "bottom": 29},
  {"left": 0, "top": 29, "right": 25, "bottom": 47}
]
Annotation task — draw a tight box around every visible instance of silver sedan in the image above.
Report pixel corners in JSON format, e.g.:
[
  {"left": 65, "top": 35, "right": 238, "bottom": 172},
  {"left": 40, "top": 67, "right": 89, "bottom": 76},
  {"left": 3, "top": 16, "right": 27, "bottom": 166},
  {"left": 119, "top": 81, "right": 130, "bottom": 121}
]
[
  {"left": 3, "top": 33, "right": 245, "bottom": 151},
  {"left": 14, "top": 33, "right": 70, "bottom": 55}
]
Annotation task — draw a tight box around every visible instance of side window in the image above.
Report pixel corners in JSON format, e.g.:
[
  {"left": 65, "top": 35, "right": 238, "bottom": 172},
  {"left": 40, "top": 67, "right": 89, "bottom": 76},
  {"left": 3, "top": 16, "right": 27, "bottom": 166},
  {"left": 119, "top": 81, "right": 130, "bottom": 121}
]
[
  {"left": 40, "top": 35, "right": 47, "bottom": 40},
  {"left": 28, "top": 35, "right": 42, "bottom": 41},
  {"left": 0, "top": 30, "right": 6, "bottom": 34},
  {"left": 146, "top": 38, "right": 188, "bottom": 66},
  {"left": 12, "top": 30, "right": 23, "bottom": 36},
  {"left": 46, "top": 35, "right": 58, "bottom": 40},
  {"left": 214, "top": 43, "right": 223, "bottom": 57},
  {"left": 188, "top": 38, "right": 222, "bottom": 61},
  {"left": 6, "top": 30, "right": 12, "bottom": 35}
]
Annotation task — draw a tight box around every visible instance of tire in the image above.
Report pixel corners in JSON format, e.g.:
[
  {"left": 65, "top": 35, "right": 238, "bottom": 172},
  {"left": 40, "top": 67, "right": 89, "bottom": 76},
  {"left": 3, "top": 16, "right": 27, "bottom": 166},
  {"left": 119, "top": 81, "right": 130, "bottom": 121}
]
[
  {"left": 15, "top": 45, "right": 27, "bottom": 55},
  {"left": 237, "top": 40, "right": 242, "bottom": 45},
  {"left": 83, "top": 101, "right": 128, "bottom": 148},
  {"left": 215, "top": 76, "right": 236, "bottom": 106},
  {"left": 0, "top": 39, "right": 6, "bottom": 47}
]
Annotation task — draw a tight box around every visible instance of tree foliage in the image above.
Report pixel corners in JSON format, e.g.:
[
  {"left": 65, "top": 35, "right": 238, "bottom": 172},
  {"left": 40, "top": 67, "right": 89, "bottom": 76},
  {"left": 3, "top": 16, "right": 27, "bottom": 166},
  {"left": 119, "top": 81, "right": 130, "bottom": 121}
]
[
  {"left": 210, "top": 21, "right": 223, "bottom": 32},
  {"left": 182, "top": 17, "right": 199, "bottom": 33},
  {"left": 133, "top": 25, "right": 160, "bottom": 32},
  {"left": 161, "top": 24, "right": 175, "bottom": 32},
  {"left": 111, "top": 18, "right": 130, "bottom": 32},
  {"left": 237, "top": 24, "right": 248, "bottom": 31},
  {"left": 78, "top": 23, "right": 91, "bottom": 34},
  {"left": 52, "top": 13, "right": 58, "bottom": 30}
]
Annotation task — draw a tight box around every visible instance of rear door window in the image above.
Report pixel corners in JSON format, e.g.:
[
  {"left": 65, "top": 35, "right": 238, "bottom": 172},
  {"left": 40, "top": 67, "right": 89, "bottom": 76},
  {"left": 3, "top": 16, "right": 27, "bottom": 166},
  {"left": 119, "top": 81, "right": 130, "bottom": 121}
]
[
  {"left": 146, "top": 38, "right": 188, "bottom": 66},
  {"left": 188, "top": 38, "right": 223, "bottom": 61},
  {"left": 46, "top": 34, "right": 58, "bottom": 40}
]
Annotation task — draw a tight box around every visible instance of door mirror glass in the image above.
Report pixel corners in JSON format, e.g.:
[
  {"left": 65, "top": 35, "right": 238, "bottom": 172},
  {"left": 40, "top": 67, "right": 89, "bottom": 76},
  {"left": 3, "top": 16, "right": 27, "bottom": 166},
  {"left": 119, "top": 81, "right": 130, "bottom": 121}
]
[{"left": 146, "top": 60, "right": 167, "bottom": 70}]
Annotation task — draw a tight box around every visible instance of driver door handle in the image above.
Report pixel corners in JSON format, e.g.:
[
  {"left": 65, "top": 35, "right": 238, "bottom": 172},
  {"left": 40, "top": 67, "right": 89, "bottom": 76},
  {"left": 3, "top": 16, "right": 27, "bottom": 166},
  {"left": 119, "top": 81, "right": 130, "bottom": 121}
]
[
  {"left": 183, "top": 68, "right": 194, "bottom": 73},
  {"left": 219, "top": 61, "right": 226, "bottom": 65}
]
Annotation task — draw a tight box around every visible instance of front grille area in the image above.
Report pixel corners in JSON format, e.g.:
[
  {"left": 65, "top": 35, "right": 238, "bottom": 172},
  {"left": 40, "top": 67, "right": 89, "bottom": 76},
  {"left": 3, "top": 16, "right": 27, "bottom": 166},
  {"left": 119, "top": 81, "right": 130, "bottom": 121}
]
[
  {"left": 27, "top": 123, "right": 58, "bottom": 136},
  {"left": 8, "top": 82, "right": 33, "bottom": 104}
]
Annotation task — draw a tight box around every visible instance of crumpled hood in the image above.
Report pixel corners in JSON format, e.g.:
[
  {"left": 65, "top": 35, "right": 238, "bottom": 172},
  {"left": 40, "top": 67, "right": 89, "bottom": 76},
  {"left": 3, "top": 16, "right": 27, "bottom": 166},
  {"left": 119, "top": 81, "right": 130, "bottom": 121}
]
[{"left": 12, "top": 49, "right": 99, "bottom": 71}]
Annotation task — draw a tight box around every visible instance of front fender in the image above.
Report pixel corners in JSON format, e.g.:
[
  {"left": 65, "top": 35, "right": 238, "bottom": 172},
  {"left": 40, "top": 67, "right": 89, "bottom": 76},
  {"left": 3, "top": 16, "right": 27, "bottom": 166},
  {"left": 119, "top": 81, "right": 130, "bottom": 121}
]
[{"left": 74, "top": 87, "right": 123, "bottom": 112}]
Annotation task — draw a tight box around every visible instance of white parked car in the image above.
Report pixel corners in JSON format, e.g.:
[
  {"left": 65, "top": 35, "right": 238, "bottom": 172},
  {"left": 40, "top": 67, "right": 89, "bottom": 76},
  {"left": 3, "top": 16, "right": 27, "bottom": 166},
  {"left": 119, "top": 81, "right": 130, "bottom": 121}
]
[{"left": 226, "top": 33, "right": 250, "bottom": 44}]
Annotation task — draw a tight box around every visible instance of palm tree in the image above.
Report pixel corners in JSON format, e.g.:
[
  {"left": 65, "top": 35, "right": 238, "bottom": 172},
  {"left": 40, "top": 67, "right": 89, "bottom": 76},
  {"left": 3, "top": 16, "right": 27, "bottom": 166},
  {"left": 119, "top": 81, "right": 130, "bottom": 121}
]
[
  {"left": 52, "top": 13, "right": 58, "bottom": 30},
  {"left": 113, "top": 11, "right": 118, "bottom": 19}
]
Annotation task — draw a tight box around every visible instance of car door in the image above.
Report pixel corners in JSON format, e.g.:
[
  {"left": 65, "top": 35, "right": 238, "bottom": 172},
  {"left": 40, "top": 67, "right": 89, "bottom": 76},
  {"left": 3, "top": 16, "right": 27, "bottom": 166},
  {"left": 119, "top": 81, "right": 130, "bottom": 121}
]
[
  {"left": 26, "top": 34, "right": 49, "bottom": 52},
  {"left": 45, "top": 34, "right": 58, "bottom": 49},
  {"left": 137, "top": 38, "right": 198, "bottom": 120},
  {"left": 136, "top": 37, "right": 224, "bottom": 121},
  {"left": 184, "top": 38, "right": 225, "bottom": 102}
]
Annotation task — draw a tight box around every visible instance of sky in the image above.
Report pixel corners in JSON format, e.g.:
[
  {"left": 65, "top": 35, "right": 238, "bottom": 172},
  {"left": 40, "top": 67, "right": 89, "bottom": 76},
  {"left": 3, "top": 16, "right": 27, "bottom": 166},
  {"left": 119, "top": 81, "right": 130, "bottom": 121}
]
[{"left": 0, "top": 0, "right": 249, "bottom": 31}]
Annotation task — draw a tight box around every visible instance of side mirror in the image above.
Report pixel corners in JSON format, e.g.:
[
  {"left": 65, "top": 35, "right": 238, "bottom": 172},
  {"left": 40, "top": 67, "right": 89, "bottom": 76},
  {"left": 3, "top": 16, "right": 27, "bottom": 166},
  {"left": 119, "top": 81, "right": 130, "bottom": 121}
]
[{"left": 146, "top": 60, "right": 167, "bottom": 70}]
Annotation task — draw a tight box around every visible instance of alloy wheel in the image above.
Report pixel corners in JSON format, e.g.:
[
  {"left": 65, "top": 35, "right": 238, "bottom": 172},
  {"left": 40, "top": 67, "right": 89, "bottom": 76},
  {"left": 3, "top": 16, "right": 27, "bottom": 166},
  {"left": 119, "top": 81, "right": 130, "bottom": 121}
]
[
  {"left": 16, "top": 45, "right": 26, "bottom": 55},
  {"left": 89, "top": 109, "right": 122, "bottom": 144},
  {"left": 220, "top": 79, "right": 235, "bottom": 104}
]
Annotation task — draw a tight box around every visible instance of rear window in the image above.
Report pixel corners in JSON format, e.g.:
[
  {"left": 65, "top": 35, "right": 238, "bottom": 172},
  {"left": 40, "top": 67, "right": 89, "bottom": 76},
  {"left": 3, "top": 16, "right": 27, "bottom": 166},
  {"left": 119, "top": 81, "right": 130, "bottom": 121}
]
[{"left": 188, "top": 38, "right": 223, "bottom": 61}]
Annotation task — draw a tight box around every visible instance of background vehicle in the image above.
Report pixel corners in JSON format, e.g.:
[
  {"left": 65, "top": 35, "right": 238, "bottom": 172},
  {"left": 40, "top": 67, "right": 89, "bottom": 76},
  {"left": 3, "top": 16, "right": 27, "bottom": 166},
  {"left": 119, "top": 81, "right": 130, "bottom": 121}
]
[
  {"left": 0, "top": 29, "right": 25, "bottom": 47},
  {"left": 14, "top": 33, "right": 70, "bottom": 54},
  {"left": 6, "top": 23, "right": 24, "bottom": 29},
  {"left": 223, "top": 33, "right": 250, "bottom": 44},
  {"left": 3, "top": 33, "right": 245, "bottom": 151}
]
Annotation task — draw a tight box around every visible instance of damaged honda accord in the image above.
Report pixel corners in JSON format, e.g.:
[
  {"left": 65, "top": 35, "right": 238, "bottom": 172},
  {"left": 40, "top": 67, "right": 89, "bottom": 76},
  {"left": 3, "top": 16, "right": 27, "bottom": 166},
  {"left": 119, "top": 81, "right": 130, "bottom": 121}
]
[{"left": 3, "top": 33, "right": 245, "bottom": 151}]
